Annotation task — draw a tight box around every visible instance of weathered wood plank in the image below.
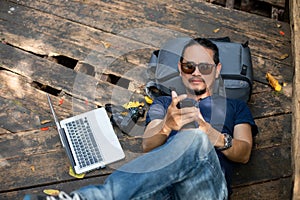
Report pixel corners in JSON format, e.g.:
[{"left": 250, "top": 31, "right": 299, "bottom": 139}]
[
  {"left": 0, "top": 43, "right": 144, "bottom": 107},
  {"left": 0, "top": 148, "right": 113, "bottom": 192},
  {"left": 248, "top": 90, "right": 291, "bottom": 119},
  {"left": 1, "top": 1, "right": 293, "bottom": 88},
  {"left": 6, "top": 0, "right": 291, "bottom": 66},
  {"left": 291, "top": 0, "right": 300, "bottom": 199},
  {"left": 252, "top": 81, "right": 271, "bottom": 94},
  {"left": 0, "top": 1, "right": 155, "bottom": 88},
  {"left": 0, "top": 127, "right": 142, "bottom": 192},
  {"left": 254, "top": 114, "right": 291, "bottom": 149},
  {"left": 0, "top": 18, "right": 147, "bottom": 92},
  {"left": 0, "top": 19, "right": 151, "bottom": 91},
  {"left": 0, "top": 96, "right": 42, "bottom": 132},
  {"left": 0, "top": 69, "right": 97, "bottom": 132},
  {"left": 0, "top": 112, "right": 291, "bottom": 192},
  {"left": 15, "top": 0, "right": 290, "bottom": 41},
  {"left": 0, "top": 128, "right": 61, "bottom": 162},
  {"left": 231, "top": 177, "right": 292, "bottom": 200},
  {"left": 0, "top": 69, "right": 145, "bottom": 152},
  {"left": 0, "top": 13, "right": 292, "bottom": 89},
  {"left": 0, "top": 69, "right": 144, "bottom": 189},
  {"left": 112, "top": 0, "right": 290, "bottom": 44},
  {"left": 0, "top": 175, "right": 108, "bottom": 200},
  {"left": 0, "top": 128, "right": 291, "bottom": 192},
  {"left": 251, "top": 55, "right": 293, "bottom": 84},
  {"left": 0, "top": 175, "right": 291, "bottom": 200},
  {"left": 259, "top": 0, "right": 286, "bottom": 8},
  {"left": 0, "top": 127, "right": 11, "bottom": 134},
  {"left": 101, "top": 0, "right": 291, "bottom": 72},
  {"left": 0, "top": 41, "right": 293, "bottom": 119},
  {"left": 232, "top": 145, "right": 292, "bottom": 186},
  {"left": 0, "top": 125, "right": 141, "bottom": 163},
  {"left": 0, "top": 1, "right": 153, "bottom": 57},
  {"left": 6, "top": 0, "right": 187, "bottom": 46},
  {"left": 2, "top": 0, "right": 293, "bottom": 95}
]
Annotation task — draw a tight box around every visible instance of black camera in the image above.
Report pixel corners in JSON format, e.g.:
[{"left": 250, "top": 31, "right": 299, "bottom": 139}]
[{"left": 105, "top": 104, "right": 145, "bottom": 134}]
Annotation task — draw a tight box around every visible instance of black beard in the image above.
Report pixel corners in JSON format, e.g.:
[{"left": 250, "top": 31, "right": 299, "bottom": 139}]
[{"left": 186, "top": 87, "right": 207, "bottom": 96}]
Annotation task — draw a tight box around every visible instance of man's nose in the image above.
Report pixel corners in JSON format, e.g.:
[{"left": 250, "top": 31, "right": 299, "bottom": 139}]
[{"left": 192, "top": 66, "right": 202, "bottom": 75}]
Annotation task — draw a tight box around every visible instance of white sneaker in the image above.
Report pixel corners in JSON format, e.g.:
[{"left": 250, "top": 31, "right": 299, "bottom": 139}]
[{"left": 24, "top": 191, "right": 81, "bottom": 200}]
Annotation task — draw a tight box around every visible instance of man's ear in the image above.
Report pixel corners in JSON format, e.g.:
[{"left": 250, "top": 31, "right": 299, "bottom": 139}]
[{"left": 215, "top": 63, "right": 222, "bottom": 78}]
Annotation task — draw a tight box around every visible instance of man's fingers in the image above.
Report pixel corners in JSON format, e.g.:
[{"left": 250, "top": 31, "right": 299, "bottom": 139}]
[
  {"left": 171, "top": 90, "right": 178, "bottom": 98},
  {"left": 171, "top": 91, "right": 187, "bottom": 107},
  {"left": 179, "top": 107, "right": 198, "bottom": 114},
  {"left": 177, "top": 94, "right": 188, "bottom": 102}
]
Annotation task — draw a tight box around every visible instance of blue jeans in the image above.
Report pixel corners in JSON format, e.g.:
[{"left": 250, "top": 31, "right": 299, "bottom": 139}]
[{"left": 74, "top": 130, "right": 228, "bottom": 200}]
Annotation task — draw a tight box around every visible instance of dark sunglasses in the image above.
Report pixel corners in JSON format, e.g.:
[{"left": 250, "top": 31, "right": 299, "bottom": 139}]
[{"left": 180, "top": 62, "right": 216, "bottom": 75}]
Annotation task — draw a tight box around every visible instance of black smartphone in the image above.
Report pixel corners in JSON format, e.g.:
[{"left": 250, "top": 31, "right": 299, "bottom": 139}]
[
  {"left": 176, "top": 98, "right": 198, "bottom": 109},
  {"left": 176, "top": 98, "right": 198, "bottom": 129}
]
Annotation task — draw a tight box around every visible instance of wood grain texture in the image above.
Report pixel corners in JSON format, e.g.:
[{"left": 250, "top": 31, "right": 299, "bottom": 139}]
[{"left": 291, "top": 0, "right": 300, "bottom": 199}]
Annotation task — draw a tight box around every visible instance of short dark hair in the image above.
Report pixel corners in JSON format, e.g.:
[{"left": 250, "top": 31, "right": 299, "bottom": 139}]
[{"left": 180, "top": 38, "right": 220, "bottom": 65}]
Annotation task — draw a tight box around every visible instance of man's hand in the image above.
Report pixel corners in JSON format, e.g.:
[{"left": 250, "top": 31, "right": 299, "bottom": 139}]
[{"left": 163, "top": 91, "right": 199, "bottom": 131}]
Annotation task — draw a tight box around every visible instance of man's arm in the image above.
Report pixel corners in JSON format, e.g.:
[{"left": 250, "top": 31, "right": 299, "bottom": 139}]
[
  {"left": 142, "top": 118, "right": 171, "bottom": 152},
  {"left": 201, "top": 122, "right": 253, "bottom": 164},
  {"left": 222, "top": 123, "right": 253, "bottom": 163}
]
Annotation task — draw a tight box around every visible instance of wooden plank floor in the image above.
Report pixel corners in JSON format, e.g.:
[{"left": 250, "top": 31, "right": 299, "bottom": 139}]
[{"left": 0, "top": 0, "right": 293, "bottom": 199}]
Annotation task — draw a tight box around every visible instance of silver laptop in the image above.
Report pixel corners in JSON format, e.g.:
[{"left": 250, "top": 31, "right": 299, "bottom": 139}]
[{"left": 47, "top": 94, "right": 125, "bottom": 174}]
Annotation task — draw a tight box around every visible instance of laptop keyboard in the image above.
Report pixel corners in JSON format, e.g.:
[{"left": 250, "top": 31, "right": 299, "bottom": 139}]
[{"left": 65, "top": 117, "right": 103, "bottom": 168}]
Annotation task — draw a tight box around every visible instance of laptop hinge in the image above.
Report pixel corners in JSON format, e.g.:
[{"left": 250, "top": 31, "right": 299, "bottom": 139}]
[{"left": 59, "top": 128, "right": 76, "bottom": 168}]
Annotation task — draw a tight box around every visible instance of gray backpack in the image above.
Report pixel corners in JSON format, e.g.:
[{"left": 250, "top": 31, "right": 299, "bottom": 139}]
[{"left": 146, "top": 37, "right": 253, "bottom": 102}]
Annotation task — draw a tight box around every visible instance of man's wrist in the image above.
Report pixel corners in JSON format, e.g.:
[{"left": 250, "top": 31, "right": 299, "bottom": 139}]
[
  {"left": 161, "top": 118, "right": 172, "bottom": 136},
  {"left": 204, "top": 124, "right": 231, "bottom": 149},
  {"left": 200, "top": 121, "right": 211, "bottom": 133},
  {"left": 216, "top": 133, "right": 233, "bottom": 151},
  {"left": 161, "top": 125, "right": 171, "bottom": 134}
]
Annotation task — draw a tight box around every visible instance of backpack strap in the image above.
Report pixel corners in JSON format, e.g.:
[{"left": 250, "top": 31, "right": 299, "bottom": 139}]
[{"left": 145, "top": 81, "right": 172, "bottom": 99}]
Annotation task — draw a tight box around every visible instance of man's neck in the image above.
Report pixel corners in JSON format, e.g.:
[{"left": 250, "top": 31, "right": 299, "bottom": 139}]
[{"left": 187, "top": 92, "right": 211, "bottom": 101}]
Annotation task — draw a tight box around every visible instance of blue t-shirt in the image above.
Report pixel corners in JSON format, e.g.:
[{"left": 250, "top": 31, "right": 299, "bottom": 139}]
[{"left": 146, "top": 95, "right": 258, "bottom": 193}]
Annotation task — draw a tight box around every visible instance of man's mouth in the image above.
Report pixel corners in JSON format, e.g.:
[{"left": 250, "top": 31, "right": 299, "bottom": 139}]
[{"left": 189, "top": 78, "right": 205, "bottom": 84}]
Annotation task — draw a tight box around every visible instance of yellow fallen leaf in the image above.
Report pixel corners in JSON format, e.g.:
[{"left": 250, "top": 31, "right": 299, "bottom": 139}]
[
  {"left": 101, "top": 41, "right": 111, "bottom": 49},
  {"left": 123, "top": 101, "right": 144, "bottom": 109},
  {"left": 43, "top": 189, "right": 60, "bottom": 196},
  {"left": 41, "top": 120, "right": 51, "bottom": 125},
  {"left": 266, "top": 72, "right": 282, "bottom": 92},
  {"left": 279, "top": 53, "right": 289, "bottom": 60},
  {"left": 213, "top": 28, "right": 220, "bottom": 33},
  {"left": 69, "top": 166, "right": 85, "bottom": 179},
  {"left": 145, "top": 96, "right": 153, "bottom": 104}
]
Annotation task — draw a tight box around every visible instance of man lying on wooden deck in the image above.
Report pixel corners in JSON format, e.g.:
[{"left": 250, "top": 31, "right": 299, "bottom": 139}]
[{"left": 24, "top": 38, "right": 258, "bottom": 200}]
